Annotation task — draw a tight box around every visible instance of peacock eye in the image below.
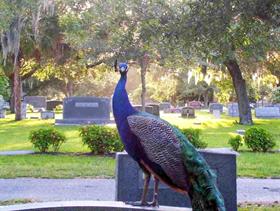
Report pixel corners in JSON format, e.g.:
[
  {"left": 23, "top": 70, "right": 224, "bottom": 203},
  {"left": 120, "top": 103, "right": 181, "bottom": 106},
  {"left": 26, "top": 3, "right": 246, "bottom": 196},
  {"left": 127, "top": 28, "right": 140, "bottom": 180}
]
[{"left": 120, "top": 67, "right": 126, "bottom": 72}]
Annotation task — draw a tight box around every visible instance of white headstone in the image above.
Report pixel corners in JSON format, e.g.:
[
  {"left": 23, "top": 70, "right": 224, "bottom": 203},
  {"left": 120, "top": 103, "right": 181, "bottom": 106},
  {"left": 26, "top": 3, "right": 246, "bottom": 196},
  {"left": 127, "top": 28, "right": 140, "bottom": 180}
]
[{"left": 213, "top": 109, "right": 221, "bottom": 119}]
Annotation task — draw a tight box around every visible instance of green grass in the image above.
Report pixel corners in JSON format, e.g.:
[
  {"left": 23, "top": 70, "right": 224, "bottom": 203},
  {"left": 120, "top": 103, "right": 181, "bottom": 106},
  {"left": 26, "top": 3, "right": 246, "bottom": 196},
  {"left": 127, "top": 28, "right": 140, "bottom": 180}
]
[
  {"left": 0, "top": 154, "right": 115, "bottom": 178},
  {"left": 0, "top": 199, "right": 36, "bottom": 206},
  {"left": 238, "top": 206, "right": 280, "bottom": 211},
  {"left": 0, "top": 111, "right": 279, "bottom": 178}
]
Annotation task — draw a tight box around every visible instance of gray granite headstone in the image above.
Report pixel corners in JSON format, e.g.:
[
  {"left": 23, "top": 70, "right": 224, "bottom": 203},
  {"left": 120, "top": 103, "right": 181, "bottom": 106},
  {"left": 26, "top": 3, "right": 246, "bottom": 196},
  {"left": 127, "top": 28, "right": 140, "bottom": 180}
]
[
  {"left": 116, "top": 149, "right": 237, "bottom": 211},
  {"left": 133, "top": 105, "right": 159, "bottom": 116},
  {"left": 188, "top": 101, "right": 202, "bottom": 109},
  {"left": 213, "top": 109, "right": 221, "bottom": 119},
  {"left": 55, "top": 96, "right": 111, "bottom": 125},
  {"left": 0, "top": 97, "right": 4, "bottom": 118},
  {"left": 159, "top": 102, "right": 171, "bottom": 111},
  {"left": 181, "top": 107, "right": 195, "bottom": 118},
  {"left": 41, "top": 111, "right": 55, "bottom": 119},
  {"left": 228, "top": 103, "right": 239, "bottom": 117},
  {"left": 24, "top": 96, "right": 47, "bottom": 110},
  {"left": 21, "top": 102, "right": 27, "bottom": 119},
  {"left": 147, "top": 104, "right": 160, "bottom": 116},
  {"left": 209, "top": 103, "right": 223, "bottom": 113},
  {"left": 255, "top": 107, "right": 280, "bottom": 118},
  {"left": 46, "top": 100, "right": 63, "bottom": 111},
  {"left": 0, "top": 96, "right": 8, "bottom": 118}
]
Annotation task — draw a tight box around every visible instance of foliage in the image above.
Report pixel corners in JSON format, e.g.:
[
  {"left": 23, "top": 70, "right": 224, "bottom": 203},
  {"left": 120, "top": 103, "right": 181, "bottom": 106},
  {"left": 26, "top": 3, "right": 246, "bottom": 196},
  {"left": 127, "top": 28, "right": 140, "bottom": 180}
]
[
  {"left": 26, "top": 104, "right": 34, "bottom": 113},
  {"left": 0, "top": 72, "right": 10, "bottom": 100},
  {"left": 79, "top": 125, "right": 124, "bottom": 155},
  {"left": 179, "top": 128, "right": 207, "bottom": 149},
  {"left": 54, "top": 104, "right": 63, "bottom": 112},
  {"left": 228, "top": 135, "right": 243, "bottom": 151},
  {"left": 272, "top": 87, "right": 280, "bottom": 103},
  {"left": 244, "top": 127, "right": 276, "bottom": 152},
  {"left": 29, "top": 128, "right": 66, "bottom": 152}
]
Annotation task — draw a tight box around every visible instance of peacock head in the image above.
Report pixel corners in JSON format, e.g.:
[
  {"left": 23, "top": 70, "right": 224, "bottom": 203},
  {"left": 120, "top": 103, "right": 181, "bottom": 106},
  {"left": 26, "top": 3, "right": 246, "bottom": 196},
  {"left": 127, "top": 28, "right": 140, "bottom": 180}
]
[{"left": 115, "top": 62, "right": 128, "bottom": 76}]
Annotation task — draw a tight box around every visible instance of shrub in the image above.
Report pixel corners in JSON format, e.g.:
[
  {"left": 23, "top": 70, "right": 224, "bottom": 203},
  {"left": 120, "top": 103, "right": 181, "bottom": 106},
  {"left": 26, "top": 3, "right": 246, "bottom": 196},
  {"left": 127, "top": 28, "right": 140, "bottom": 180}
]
[
  {"left": 228, "top": 135, "right": 243, "bottom": 151},
  {"left": 272, "top": 87, "right": 280, "bottom": 103},
  {"left": 54, "top": 104, "right": 63, "bottom": 112},
  {"left": 179, "top": 128, "right": 207, "bottom": 149},
  {"left": 29, "top": 128, "right": 66, "bottom": 152},
  {"left": 244, "top": 127, "right": 275, "bottom": 152},
  {"left": 79, "top": 125, "right": 124, "bottom": 154},
  {"left": 27, "top": 104, "right": 34, "bottom": 113}
]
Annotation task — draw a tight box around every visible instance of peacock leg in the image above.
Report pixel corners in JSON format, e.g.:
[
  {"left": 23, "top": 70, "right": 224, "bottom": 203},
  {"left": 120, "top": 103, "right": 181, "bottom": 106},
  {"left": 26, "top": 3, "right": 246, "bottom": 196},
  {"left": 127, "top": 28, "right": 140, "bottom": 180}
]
[
  {"left": 148, "top": 177, "right": 159, "bottom": 207},
  {"left": 126, "top": 173, "right": 151, "bottom": 206}
]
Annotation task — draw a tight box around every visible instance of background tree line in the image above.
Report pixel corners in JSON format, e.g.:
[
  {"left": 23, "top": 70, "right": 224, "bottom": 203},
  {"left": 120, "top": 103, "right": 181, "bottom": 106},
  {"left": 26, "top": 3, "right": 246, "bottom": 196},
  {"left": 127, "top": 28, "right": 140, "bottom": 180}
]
[{"left": 0, "top": 0, "right": 279, "bottom": 125}]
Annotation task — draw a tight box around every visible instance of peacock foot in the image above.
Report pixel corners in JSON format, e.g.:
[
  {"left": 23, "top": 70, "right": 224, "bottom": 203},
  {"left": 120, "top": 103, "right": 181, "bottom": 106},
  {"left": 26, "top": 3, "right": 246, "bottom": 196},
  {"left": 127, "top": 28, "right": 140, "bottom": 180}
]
[
  {"left": 147, "top": 200, "right": 159, "bottom": 207},
  {"left": 125, "top": 201, "right": 159, "bottom": 207}
]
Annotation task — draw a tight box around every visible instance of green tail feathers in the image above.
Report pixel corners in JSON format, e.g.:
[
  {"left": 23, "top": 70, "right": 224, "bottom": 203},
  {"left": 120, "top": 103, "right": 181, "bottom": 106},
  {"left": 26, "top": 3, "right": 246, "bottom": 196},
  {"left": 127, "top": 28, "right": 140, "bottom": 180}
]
[{"left": 179, "top": 135, "right": 226, "bottom": 211}]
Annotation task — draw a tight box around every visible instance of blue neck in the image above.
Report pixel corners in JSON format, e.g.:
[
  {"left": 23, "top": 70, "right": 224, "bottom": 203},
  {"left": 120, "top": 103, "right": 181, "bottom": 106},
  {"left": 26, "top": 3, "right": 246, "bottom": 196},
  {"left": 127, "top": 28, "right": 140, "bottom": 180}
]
[{"left": 113, "top": 75, "right": 136, "bottom": 125}]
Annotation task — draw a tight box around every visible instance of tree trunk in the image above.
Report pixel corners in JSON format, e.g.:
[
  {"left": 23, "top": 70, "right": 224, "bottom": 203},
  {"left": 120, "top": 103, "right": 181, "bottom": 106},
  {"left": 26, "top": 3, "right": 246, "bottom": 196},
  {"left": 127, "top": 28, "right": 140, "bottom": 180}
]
[
  {"left": 13, "top": 64, "right": 22, "bottom": 121},
  {"left": 139, "top": 53, "right": 149, "bottom": 111},
  {"left": 224, "top": 59, "right": 253, "bottom": 125},
  {"left": 66, "top": 81, "right": 74, "bottom": 97},
  {"left": 204, "top": 92, "right": 209, "bottom": 108}
]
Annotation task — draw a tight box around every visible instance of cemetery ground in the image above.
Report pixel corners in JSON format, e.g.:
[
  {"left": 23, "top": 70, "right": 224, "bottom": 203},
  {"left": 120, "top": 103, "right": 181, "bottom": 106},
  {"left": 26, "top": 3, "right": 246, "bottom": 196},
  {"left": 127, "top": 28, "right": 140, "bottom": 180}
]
[{"left": 0, "top": 110, "right": 279, "bottom": 179}]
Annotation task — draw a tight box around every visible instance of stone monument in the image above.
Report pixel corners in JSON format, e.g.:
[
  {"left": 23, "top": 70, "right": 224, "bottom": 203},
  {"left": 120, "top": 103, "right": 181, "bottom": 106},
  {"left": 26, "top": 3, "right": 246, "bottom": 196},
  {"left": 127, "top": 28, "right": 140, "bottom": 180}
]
[
  {"left": 213, "top": 109, "right": 221, "bottom": 119},
  {"left": 116, "top": 149, "right": 238, "bottom": 211},
  {"left": 255, "top": 107, "right": 280, "bottom": 118},
  {"left": 21, "top": 102, "right": 27, "bottom": 119},
  {"left": 46, "top": 100, "right": 63, "bottom": 111},
  {"left": 181, "top": 107, "right": 195, "bottom": 118},
  {"left": 209, "top": 103, "right": 223, "bottom": 113},
  {"left": 188, "top": 101, "right": 203, "bottom": 109},
  {"left": 55, "top": 96, "right": 112, "bottom": 125},
  {"left": 24, "top": 96, "right": 47, "bottom": 111},
  {"left": 41, "top": 111, "right": 55, "bottom": 119},
  {"left": 133, "top": 105, "right": 160, "bottom": 116},
  {"left": 159, "top": 102, "right": 171, "bottom": 111},
  {"left": 228, "top": 103, "right": 239, "bottom": 117},
  {"left": 0, "top": 95, "right": 9, "bottom": 118}
]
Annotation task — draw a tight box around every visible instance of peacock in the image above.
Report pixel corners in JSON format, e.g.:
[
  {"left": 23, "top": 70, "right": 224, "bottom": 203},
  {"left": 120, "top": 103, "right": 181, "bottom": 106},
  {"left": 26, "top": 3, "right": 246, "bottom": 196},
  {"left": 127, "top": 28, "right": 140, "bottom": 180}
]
[{"left": 112, "top": 62, "right": 226, "bottom": 211}]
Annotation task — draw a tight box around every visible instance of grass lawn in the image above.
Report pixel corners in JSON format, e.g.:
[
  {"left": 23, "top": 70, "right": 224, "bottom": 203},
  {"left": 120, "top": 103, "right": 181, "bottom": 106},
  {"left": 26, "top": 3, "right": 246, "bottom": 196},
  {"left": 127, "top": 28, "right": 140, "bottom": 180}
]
[
  {"left": 0, "top": 111, "right": 279, "bottom": 178},
  {"left": 0, "top": 154, "right": 115, "bottom": 178},
  {"left": 239, "top": 207, "right": 280, "bottom": 211}
]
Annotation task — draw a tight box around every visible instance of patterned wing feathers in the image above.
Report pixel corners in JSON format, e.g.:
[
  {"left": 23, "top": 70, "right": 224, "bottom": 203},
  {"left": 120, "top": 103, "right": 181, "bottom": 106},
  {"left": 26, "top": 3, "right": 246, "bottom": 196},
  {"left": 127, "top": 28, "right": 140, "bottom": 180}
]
[{"left": 127, "top": 115, "right": 189, "bottom": 190}]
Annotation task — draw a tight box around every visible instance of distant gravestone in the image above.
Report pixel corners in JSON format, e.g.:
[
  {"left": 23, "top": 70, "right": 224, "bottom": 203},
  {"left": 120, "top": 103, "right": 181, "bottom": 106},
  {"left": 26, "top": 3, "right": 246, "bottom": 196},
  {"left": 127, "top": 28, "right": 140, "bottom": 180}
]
[
  {"left": 228, "top": 103, "right": 239, "bottom": 117},
  {"left": 255, "top": 107, "right": 280, "bottom": 118},
  {"left": 24, "top": 96, "right": 46, "bottom": 111},
  {"left": 0, "top": 96, "right": 6, "bottom": 118},
  {"left": 273, "top": 104, "right": 280, "bottom": 110},
  {"left": 181, "top": 107, "right": 195, "bottom": 118},
  {"left": 21, "top": 102, "right": 27, "bottom": 119},
  {"left": 213, "top": 110, "right": 221, "bottom": 119},
  {"left": 159, "top": 102, "right": 171, "bottom": 111},
  {"left": 46, "top": 100, "right": 63, "bottom": 111},
  {"left": 55, "top": 96, "right": 111, "bottom": 125},
  {"left": 41, "top": 111, "right": 55, "bottom": 119},
  {"left": 209, "top": 103, "right": 223, "bottom": 113},
  {"left": 133, "top": 105, "right": 160, "bottom": 116},
  {"left": 188, "top": 101, "right": 203, "bottom": 109},
  {"left": 147, "top": 104, "right": 160, "bottom": 116}
]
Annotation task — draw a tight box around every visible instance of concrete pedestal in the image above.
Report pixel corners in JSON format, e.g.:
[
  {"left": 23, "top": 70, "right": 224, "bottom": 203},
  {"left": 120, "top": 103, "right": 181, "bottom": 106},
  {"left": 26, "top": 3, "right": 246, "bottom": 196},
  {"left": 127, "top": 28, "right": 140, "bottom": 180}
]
[{"left": 116, "top": 149, "right": 238, "bottom": 211}]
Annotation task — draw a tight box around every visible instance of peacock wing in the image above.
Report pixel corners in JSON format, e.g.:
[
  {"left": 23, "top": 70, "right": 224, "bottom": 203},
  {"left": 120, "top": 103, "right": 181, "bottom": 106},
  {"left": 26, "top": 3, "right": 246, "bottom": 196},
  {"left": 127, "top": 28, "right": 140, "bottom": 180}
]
[
  {"left": 127, "top": 114, "right": 189, "bottom": 190},
  {"left": 127, "top": 114, "right": 226, "bottom": 210}
]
